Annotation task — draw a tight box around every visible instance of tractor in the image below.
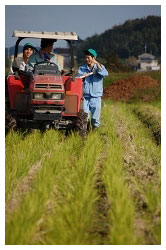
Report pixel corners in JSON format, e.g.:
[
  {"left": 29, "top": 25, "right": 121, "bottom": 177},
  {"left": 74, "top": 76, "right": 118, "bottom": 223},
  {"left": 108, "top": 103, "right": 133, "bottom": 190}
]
[{"left": 5, "top": 30, "right": 88, "bottom": 136}]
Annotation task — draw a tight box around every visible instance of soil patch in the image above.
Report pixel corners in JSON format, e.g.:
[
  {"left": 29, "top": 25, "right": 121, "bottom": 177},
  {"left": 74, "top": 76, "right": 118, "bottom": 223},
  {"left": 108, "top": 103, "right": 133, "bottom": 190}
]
[{"left": 103, "top": 75, "right": 160, "bottom": 101}]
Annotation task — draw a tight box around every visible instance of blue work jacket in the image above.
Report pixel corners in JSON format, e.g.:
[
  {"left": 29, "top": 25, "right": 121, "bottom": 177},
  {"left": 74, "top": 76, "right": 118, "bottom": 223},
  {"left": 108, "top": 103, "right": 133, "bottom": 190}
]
[
  {"left": 78, "top": 64, "right": 108, "bottom": 97},
  {"left": 26, "top": 50, "right": 62, "bottom": 72}
]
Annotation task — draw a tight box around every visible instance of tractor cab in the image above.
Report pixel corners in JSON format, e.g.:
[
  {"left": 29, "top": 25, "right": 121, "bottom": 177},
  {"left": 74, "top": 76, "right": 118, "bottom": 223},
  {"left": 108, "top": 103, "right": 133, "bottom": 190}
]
[{"left": 6, "top": 30, "right": 87, "bottom": 135}]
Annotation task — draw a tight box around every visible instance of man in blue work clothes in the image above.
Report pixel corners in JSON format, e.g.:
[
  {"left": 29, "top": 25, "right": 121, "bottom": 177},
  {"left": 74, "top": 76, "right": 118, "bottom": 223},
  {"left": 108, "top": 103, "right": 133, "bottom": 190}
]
[
  {"left": 26, "top": 38, "right": 61, "bottom": 72},
  {"left": 78, "top": 49, "right": 108, "bottom": 129}
]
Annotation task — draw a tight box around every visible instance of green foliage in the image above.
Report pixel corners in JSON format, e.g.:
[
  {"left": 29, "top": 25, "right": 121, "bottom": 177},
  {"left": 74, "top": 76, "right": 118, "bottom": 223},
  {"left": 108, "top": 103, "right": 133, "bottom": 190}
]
[
  {"left": 106, "top": 54, "right": 124, "bottom": 72},
  {"left": 5, "top": 57, "right": 10, "bottom": 76},
  {"left": 103, "top": 71, "right": 137, "bottom": 88},
  {"left": 5, "top": 131, "right": 44, "bottom": 202},
  {"left": 101, "top": 107, "right": 137, "bottom": 244},
  {"left": 144, "top": 71, "right": 161, "bottom": 83},
  {"left": 5, "top": 96, "right": 161, "bottom": 245},
  {"left": 38, "top": 133, "right": 103, "bottom": 245},
  {"left": 107, "top": 102, "right": 161, "bottom": 244},
  {"left": 103, "top": 71, "right": 161, "bottom": 90},
  {"left": 5, "top": 57, "right": 10, "bottom": 68},
  {"left": 76, "top": 16, "right": 161, "bottom": 64},
  {"left": 133, "top": 104, "right": 161, "bottom": 144}
]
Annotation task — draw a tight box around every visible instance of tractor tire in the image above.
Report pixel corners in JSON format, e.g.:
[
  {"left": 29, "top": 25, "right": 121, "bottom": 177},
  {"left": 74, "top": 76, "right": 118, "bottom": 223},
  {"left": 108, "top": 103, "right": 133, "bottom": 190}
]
[
  {"left": 5, "top": 113, "right": 17, "bottom": 135},
  {"left": 75, "top": 109, "right": 88, "bottom": 138}
]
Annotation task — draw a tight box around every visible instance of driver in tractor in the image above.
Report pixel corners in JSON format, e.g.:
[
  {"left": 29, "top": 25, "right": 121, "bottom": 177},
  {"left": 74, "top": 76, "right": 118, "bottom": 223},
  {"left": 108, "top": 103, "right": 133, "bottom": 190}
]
[{"left": 26, "top": 38, "right": 62, "bottom": 72}]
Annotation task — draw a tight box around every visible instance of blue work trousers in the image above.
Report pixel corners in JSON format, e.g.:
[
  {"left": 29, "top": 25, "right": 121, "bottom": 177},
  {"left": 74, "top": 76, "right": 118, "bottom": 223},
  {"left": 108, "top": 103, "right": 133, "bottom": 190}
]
[{"left": 83, "top": 96, "right": 101, "bottom": 128}]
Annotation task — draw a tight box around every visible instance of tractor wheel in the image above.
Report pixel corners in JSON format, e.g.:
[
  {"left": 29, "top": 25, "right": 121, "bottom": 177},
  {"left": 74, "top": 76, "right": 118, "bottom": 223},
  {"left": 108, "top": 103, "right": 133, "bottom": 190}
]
[
  {"left": 5, "top": 113, "right": 17, "bottom": 135},
  {"left": 75, "top": 109, "right": 88, "bottom": 138}
]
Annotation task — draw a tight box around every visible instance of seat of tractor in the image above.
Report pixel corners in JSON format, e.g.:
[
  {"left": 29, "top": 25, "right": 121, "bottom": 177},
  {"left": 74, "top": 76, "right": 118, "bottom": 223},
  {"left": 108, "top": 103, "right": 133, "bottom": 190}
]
[
  {"left": 19, "top": 71, "right": 33, "bottom": 88},
  {"left": 12, "top": 57, "right": 23, "bottom": 73}
]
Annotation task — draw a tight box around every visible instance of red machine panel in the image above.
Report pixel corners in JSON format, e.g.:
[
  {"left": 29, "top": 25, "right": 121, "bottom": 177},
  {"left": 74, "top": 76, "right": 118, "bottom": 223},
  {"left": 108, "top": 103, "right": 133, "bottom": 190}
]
[
  {"left": 62, "top": 76, "right": 83, "bottom": 115},
  {"left": 7, "top": 75, "right": 25, "bottom": 109}
]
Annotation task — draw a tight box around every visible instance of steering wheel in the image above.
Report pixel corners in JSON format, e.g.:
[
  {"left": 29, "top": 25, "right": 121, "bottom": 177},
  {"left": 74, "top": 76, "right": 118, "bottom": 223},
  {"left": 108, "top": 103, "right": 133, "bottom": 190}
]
[
  {"left": 34, "top": 61, "right": 61, "bottom": 73},
  {"left": 35, "top": 61, "right": 58, "bottom": 67}
]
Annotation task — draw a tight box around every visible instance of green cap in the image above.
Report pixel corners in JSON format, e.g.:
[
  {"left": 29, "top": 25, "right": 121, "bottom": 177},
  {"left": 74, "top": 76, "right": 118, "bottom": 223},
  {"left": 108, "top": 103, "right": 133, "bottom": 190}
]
[
  {"left": 84, "top": 49, "right": 97, "bottom": 58},
  {"left": 23, "top": 42, "right": 34, "bottom": 50}
]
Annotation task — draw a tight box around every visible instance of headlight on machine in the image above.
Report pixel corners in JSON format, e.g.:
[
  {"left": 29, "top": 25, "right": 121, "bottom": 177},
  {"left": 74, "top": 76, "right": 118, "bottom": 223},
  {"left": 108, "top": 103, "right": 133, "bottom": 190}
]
[
  {"left": 33, "top": 93, "right": 44, "bottom": 99},
  {"left": 33, "top": 92, "right": 62, "bottom": 100},
  {"left": 51, "top": 93, "right": 62, "bottom": 100}
]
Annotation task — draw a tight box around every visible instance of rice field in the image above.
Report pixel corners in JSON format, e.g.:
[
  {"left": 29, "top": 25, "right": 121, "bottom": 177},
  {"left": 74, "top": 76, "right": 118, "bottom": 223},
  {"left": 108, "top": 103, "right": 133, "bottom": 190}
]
[{"left": 5, "top": 100, "right": 161, "bottom": 245}]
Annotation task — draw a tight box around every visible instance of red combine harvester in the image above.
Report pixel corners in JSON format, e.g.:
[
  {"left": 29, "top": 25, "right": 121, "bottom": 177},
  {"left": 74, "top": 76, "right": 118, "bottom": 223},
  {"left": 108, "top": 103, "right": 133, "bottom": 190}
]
[{"left": 6, "top": 30, "right": 88, "bottom": 136}]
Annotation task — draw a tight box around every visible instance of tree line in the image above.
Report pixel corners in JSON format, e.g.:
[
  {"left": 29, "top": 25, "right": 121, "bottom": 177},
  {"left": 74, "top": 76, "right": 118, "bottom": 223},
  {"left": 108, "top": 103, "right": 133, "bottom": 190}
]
[{"left": 74, "top": 16, "right": 161, "bottom": 72}]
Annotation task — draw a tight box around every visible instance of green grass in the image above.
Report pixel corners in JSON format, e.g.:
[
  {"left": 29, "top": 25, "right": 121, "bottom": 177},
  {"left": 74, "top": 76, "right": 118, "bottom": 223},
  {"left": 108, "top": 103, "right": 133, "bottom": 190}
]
[
  {"left": 5, "top": 97, "right": 161, "bottom": 245},
  {"left": 6, "top": 132, "right": 104, "bottom": 244},
  {"left": 36, "top": 132, "right": 104, "bottom": 245},
  {"left": 132, "top": 104, "right": 161, "bottom": 145},
  {"left": 6, "top": 131, "right": 67, "bottom": 244},
  {"left": 5, "top": 130, "right": 44, "bottom": 201},
  {"left": 103, "top": 71, "right": 136, "bottom": 88},
  {"left": 101, "top": 107, "right": 137, "bottom": 244},
  {"left": 105, "top": 101, "right": 161, "bottom": 244},
  {"left": 103, "top": 71, "right": 161, "bottom": 88},
  {"left": 144, "top": 71, "right": 161, "bottom": 83}
]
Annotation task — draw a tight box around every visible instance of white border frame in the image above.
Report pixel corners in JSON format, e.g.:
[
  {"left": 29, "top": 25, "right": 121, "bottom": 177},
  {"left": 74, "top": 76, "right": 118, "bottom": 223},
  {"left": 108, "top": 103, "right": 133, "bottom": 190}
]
[{"left": 1, "top": 1, "right": 165, "bottom": 250}]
